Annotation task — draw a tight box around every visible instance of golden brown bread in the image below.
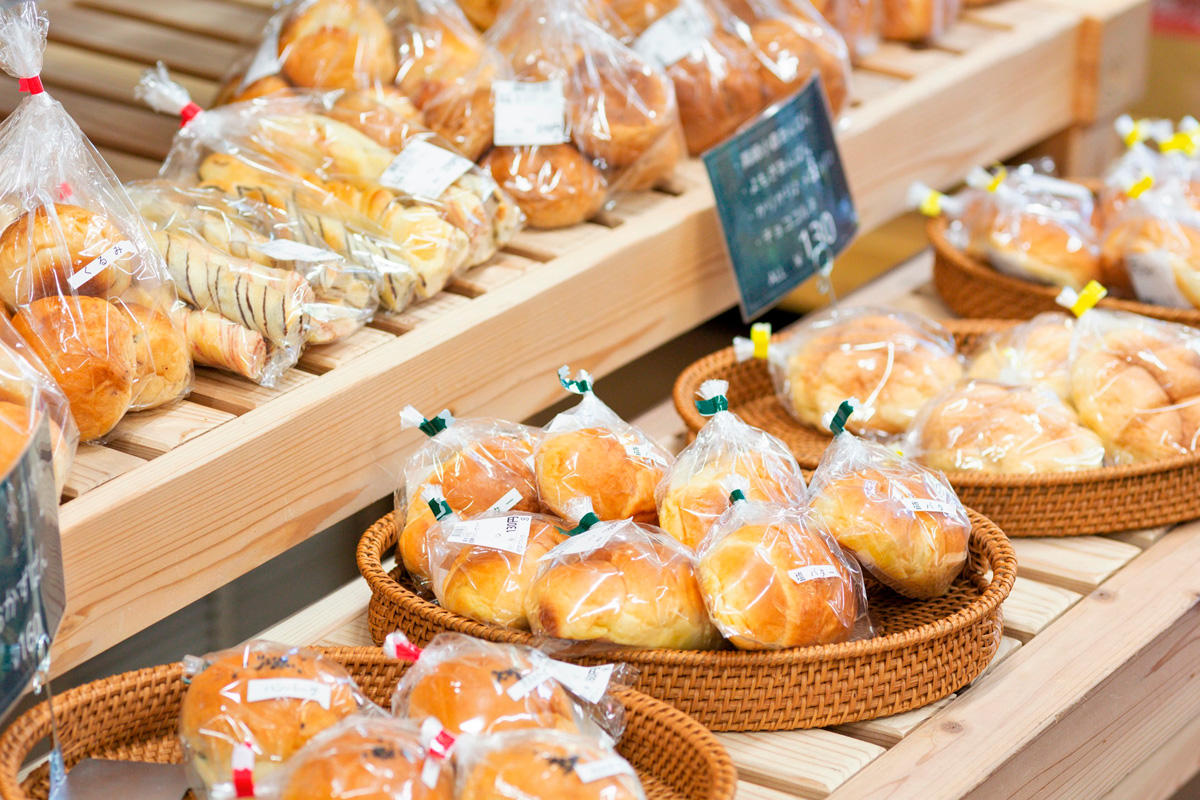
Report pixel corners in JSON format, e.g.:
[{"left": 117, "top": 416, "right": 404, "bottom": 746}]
[
  {"left": 216, "top": 74, "right": 294, "bottom": 106},
  {"left": 535, "top": 426, "right": 665, "bottom": 524},
  {"left": 974, "top": 213, "right": 1103, "bottom": 291},
  {"left": 748, "top": 17, "right": 847, "bottom": 116},
  {"left": 608, "top": 0, "right": 679, "bottom": 33},
  {"left": 458, "top": 0, "right": 506, "bottom": 30},
  {"left": 458, "top": 732, "right": 642, "bottom": 800},
  {"left": 568, "top": 53, "right": 678, "bottom": 170},
  {"left": 881, "top": 0, "right": 955, "bottom": 41},
  {"left": 325, "top": 90, "right": 430, "bottom": 153},
  {"left": 119, "top": 303, "right": 191, "bottom": 410},
  {"left": 481, "top": 145, "right": 608, "bottom": 229},
  {"left": 278, "top": 0, "right": 397, "bottom": 91},
  {"left": 396, "top": 16, "right": 486, "bottom": 109},
  {"left": 422, "top": 81, "right": 495, "bottom": 161},
  {"left": 669, "top": 31, "right": 765, "bottom": 155},
  {"left": 1101, "top": 215, "right": 1200, "bottom": 308},
  {"left": 966, "top": 313, "right": 1074, "bottom": 401},
  {"left": 13, "top": 296, "right": 135, "bottom": 442}
]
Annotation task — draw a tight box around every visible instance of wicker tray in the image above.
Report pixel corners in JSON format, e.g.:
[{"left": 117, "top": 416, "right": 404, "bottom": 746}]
[
  {"left": 929, "top": 215, "right": 1200, "bottom": 326},
  {"left": 674, "top": 321, "right": 1200, "bottom": 536},
  {"left": 0, "top": 647, "right": 735, "bottom": 800},
  {"left": 358, "top": 510, "right": 1015, "bottom": 732}
]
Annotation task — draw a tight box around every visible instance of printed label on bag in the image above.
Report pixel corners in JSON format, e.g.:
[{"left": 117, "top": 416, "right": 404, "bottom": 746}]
[
  {"left": 901, "top": 497, "right": 959, "bottom": 515},
  {"left": 485, "top": 487, "right": 524, "bottom": 515},
  {"left": 547, "top": 527, "right": 608, "bottom": 557},
  {"left": 379, "top": 140, "right": 475, "bottom": 199},
  {"left": 67, "top": 240, "right": 131, "bottom": 290},
  {"left": 505, "top": 665, "right": 554, "bottom": 700},
  {"left": 492, "top": 80, "right": 568, "bottom": 147},
  {"left": 633, "top": 4, "right": 713, "bottom": 67},
  {"left": 245, "top": 678, "right": 332, "bottom": 709},
  {"left": 242, "top": 19, "right": 282, "bottom": 88},
  {"left": 544, "top": 659, "right": 614, "bottom": 703},
  {"left": 787, "top": 565, "right": 841, "bottom": 583},
  {"left": 256, "top": 238, "right": 341, "bottom": 263},
  {"left": 447, "top": 514, "right": 531, "bottom": 555},
  {"left": 1126, "top": 252, "right": 1191, "bottom": 308},
  {"left": 574, "top": 757, "right": 635, "bottom": 784}
]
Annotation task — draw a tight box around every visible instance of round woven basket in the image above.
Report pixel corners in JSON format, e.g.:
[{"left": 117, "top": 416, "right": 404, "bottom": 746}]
[
  {"left": 358, "top": 510, "right": 1014, "bottom": 732},
  {"left": 673, "top": 321, "right": 1200, "bottom": 536},
  {"left": 929, "top": 216, "right": 1200, "bottom": 326},
  {"left": 0, "top": 647, "right": 736, "bottom": 800}
]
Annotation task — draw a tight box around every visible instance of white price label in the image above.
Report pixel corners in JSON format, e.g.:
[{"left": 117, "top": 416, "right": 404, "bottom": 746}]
[
  {"left": 379, "top": 141, "right": 475, "bottom": 200},
  {"left": 492, "top": 80, "right": 568, "bottom": 147},
  {"left": 485, "top": 487, "right": 525, "bottom": 515},
  {"left": 547, "top": 527, "right": 606, "bottom": 557},
  {"left": 245, "top": 678, "right": 332, "bottom": 709},
  {"left": 505, "top": 665, "right": 553, "bottom": 700},
  {"left": 901, "top": 497, "right": 960, "bottom": 515},
  {"left": 256, "top": 238, "right": 341, "bottom": 263},
  {"left": 241, "top": 18, "right": 282, "bottom": 88},
  {"left": 67, "top": 240, "right": 131, "bottom": 290},
  {"left": 447, "top": 514, "right": 532, "bottom": 555},
  {"left": 633, "top": 4, "right": 712, "bottom": 67},
  {"left": 788, "top": 564, "right": 841, "bottom": 584},
  {"left": 1126, "top": 252, "right": 1191, "bottom": 308},
  {"left": 544, "top": 659, "right": 614, "bottom": 704},
  {"left": 574, "top": 756, "right": 635, "bottom": 784}
]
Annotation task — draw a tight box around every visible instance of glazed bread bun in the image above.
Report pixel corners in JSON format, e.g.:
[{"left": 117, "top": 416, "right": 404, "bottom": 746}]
[
  {"left": 979, "top": 215, "right": 1103, "bottom": 291},
  {"left": 524, "top": 523, "right": 722, "bottom": 649},
  {"left": 0, "top": 402, "right": 65, "bottom": 490},
  {"left": 881, "top": 0, "right": 951, "bottom": 41},
  {"left": 433, "top": 514, "right": 568, "bottom": 629},
  {"left": 400, "top": 432, "right": 542, "bottom": 583},
  {"left": 179, "top": 643, "right": 365, "bottom": 792},
  {"left": 458, "top": 732, "right": 643, "bottom": 800},
  {"left": 749, "top": 18, "right": 848, "bottom": 116},
  {"left": 669, "top": 32, "right": 765, "bottom": 155},
  {"left": 568, "top": 53, "right": 678, "bottom": 170},
  {"left": 910, "top": 380, "right": 1106, "bottom": 474},
  {"left": 278, "top": 0, "right": 398, "bottom": 90},
  {"left": 696, "top": 508, "right": 859, "bottom": 649},
  {"left": 967, "top": 313, "right": 1074, "bottom": 401},
  {"left": 481, "top": 145, "right": 607, "bottom": 229},
  {"left": 13, "top": 296, "right": 135, "bottom": 441},
  {"left": 535, "top": 426, "right": 665, "bottom": 524},
  {"left": 458, "top": 0, "right": 505, "bottom": 30},
  {"left": 1071, "top": 318, "right": 1200, "bottom": 463},
  {"left": 119, "top": 303, "right": 191, "bottom": 410},
  {"left": 396, "top": 18, "right": 486, "bottom": 109},
  {"left": 423, "top": 81, "right": 495, "bottom": 161},
  {"left": 277, "top": 718, "right": 453, "bottom": 800},
  {"left": 216, "top": 74, "right": 294, "bottom": 106},
  {"left": 783, "top": 311, "right": 963, "bottom": 436},
  {"left": 326, "top": 89, "right": 430, "bottom": 153},
  {"left": 1101, "top": 216, "right": 1200, "bottom": 309},
  {"left": 617, "top": 124, "right": 683, "bottom": 191},
  {"left": 0, "top": 204, "right": 134, "bottom": 309}
]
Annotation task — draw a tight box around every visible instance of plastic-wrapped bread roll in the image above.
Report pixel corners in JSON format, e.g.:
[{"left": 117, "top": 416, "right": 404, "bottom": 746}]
[
  {"left": 657, "top": 380, "right": 805, "bottom": 549},
  {"left": 907, "top": 380, "right": 1106, "bottom": 474},
  {"left": 771, "top": 305, "right": 964, "bottom": 437},
  {"left": 1100, "top": 179, "right": 1200, "bottom": 310},
  {"left": 696, "top": 492, "right": 868, "bottom": 649},
  {"left": 966, "top": 312, "right": 1075, "bottom": 402},
  {"left": 800, "top": 0, "right": 879, "bottom": 62},
  {"left": 277, "top": 0, "right": 398, "bottom": 91},
  {"left": 880, "top": 0, "right": 960, "bottom": 42},
  {"left": 393, "top": 0, "right": 493, "bottom": 108},
  {"left": 170, "top": 306, "right": 269, "bottom": 383},
  {"left": 808, "top": 426, "right": 969, "bottom": 599},
  {"left": 535, "top": 368, "right": 672, "bottom": 525}
]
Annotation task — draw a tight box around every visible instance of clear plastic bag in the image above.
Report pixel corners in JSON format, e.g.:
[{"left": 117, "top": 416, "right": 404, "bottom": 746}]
[
  {"left": 396, "top": 407, "right": 545, "bottom": 585},
  {"left": 428, "top": 510, "right": 568, "bottom": 629},
  {"left": 1099, "top": 180, "right": 1200, "bottom": 310},
  {"left": 966, "top": 312, "right": 1075, "bottom": 402},
  {"left": 906, "top": 379, "right": 1106, "bottom": 474},
  {"left": 390, "top": 632, "right": 626, "bottom": 741},
  {"left": 0, "top": 313, "right": 78, "bottom": 492},
  {"left": 804, "top": 0, "right": 879, "bottom": 62},
  {"left": 880, "top": 0, "right": 959, "bottom": 42},
  {"left": 1070, "top": 309, "right": 1200, "bottom": 464},
  {"left": 524, "top": 516, "right": 723, "bottom": 649},
  {"left": 657, "top": 379, "right": 804, "bottom": 549},
  {"left": 455, "top": 729, "right": 648, "bottom": 800},
  {"left": 695, "top": 496, "right": 869, "bottom": 649},
  {"left": 178, "top": 640, "right": 370, "bottom": 800},
  {"left": 535, "top": 368, "right": 672, "bottom": 525},
  {"left": 770, "top": 305, "right": 964, "bottom": 437},
  {"left": 391, "top": 0, "right": 494, "bottom": 110},
  {"left": 807, "top": 430, "right": 969, "bottom": 599},
  {"left": 0, "top": 3, "right": 193, "bottom": 442}
]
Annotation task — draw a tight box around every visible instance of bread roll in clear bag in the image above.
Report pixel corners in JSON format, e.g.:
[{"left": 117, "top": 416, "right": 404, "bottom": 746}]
[
  {"left": 396, "top": 407, "right": 546, "bottom": 586},
  {"left": 769, "top": 305, "right": 964, "bottom": 437},
  {"left": 880, "top": 0, "right": 959, "bottom": 42},
  {"left": 178, "top": 640, "right": 371, "bottom": 800},
  {"left": 535, "top": 368, "right": 672, "bottom": 525},
  {"left": 696, "top": 491, "right": 869, "bottom": 649},
  {"left": 390, "top": 0, "right": 494, "bottom": 109},
  {"left": 455, "top": 729, "right": 647, "bottom": 800},
  {"left": 808, "top": 426, "right": 969, "bottom": 599},
  {"left": 524, "top": 512, "right": 723, "bottom": 649},
  {"left": 0, "top": 3, "right": 193, "bottom": 442},
  {"left": 1070, "top": 309, "right": 1200, "bottom": 464},
  {"left": 906, "top": 379, "right": 1106, "bottom": 474},
  {"left": 657, "top": 379, "right": 804, "bottom": 550},
  {"left": 966, "top": 312, "right": 1074, "bottom": 402},
  {"left": 802, "top": 0, "right": 879, "bottom": 62},
  {"left": 387, "top": 631, "right": 626, "bottom": 741}
]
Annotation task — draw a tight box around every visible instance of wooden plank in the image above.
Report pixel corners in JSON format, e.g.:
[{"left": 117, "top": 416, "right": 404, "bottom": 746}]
[
  {"left": 933, "top": 20, "right": 1005, "bottom": 54},
  {"left": 1106, "top": 525, "right": 1170, "bottom": 550},
  {"left": 104, "top": 401, "right": 236, "bottom": 460},
  {"left": 1002, "top": 576, "right": 1082, "bottom": 643},
  {"left": 848, "top": 70, "right": 907, "bottom": 106},
  {"left": 716, "top": 730, "right": 885, "bottom": 800},
  {"left": 736, "top": 782, "right": 804, "bottom": 800},
  {"left": 505, "top": 222, "right": 615, "bottom": 262},
  {"left": 39, "top": 40, "right": 216, "bottom": 109},
  {"left": 1046, "top": 0, "right": 1150, "bottom": 122},
  {"left": 1008, "top": 536, "right": 1142, "bottom": 595},
  {"left": 1098, "top": 707, "right": 1200, "bottom": 800},
  {"left": 97, "top": 148, "right": 163, "bottom": 182},
  {"left": 971, "top": 636, "right": 1022, "bottom": 685},
  {"left": 833, "top": 697, "right": 955, "bottom": 749},
  {"left": 61, "top": 444, "right": 146, "bottom": 501},
  {"left": 188, "top": 367, "right": 319, "bottom": 416},
  {"left": 297, "top": 327, "right": 397, "bottom": 374},
  {"left": 857, "top": 42, "right": 961, "bottom": 80},
  {"left": 382, "top": 292, "right": 475, "bottom": 332},
  {"left": 76, "top": 0, "right": 269, "bottom": 44}
]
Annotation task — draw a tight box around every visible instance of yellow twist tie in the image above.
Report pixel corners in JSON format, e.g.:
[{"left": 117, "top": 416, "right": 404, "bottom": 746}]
[
  {"left": 1127, "top": 173, "right": 1153, "bottom": 199},
  {"left": 1071, "top": 281, "right": 1108, "bottom": 317},
  {"left": 986, "top": 167, "right": 1007, "bottom": 193},
  {"left": 1123, "top": 119, "right": 1150, "bottom": 148},
  {"left": 1161, "top": 131, "right": 1199, "bottom": 157},
  {"left": 918, "top": 190, "right": 943, "bottom": 217},
  {"left": 751, "top": 322, "right": 771, "bottom": 360}
]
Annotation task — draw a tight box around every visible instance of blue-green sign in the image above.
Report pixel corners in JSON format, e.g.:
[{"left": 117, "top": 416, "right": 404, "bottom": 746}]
[{"left": 703, "top": 78, "right": 858, "bottom": 321}]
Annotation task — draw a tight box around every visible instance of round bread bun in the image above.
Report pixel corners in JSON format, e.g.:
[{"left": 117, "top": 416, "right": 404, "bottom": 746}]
[
  {"left": 966, "top": 313, "right": 1074, "bottom": 401},
  {"left": 524, "top": 524, "right": 722, "bottom": 649},
  {"left": 783, "top": 311, "right": 963, "bottom": 436},
  {"left": 607, "top": 0, "right": 679, "bottom": 34},
  {"left": 119, "top": 303, "right": 191, "bottom": 410},
  {"left": 981, "top": 215, "right": 1102, "bottom": 291},
  {"left": 535, "top": 426, "right": 665, "bottom": 524},
  {"left": 881, "top": 0, "right": 942, "bottom": 41},
  {"left": 748, "top": 18, "right": 847, "bottom": 116},
  {"left": 1071, "top": 322, "right": 1200, "bottom": 463},
  {"left": 179, "top": 643, "right": 364, "bottom": 793},
  {"left": 458, "top": 0, "right": 505, "bottom": 30},
  {"left": 613, "top": 121, "right": 683, "bottom": 192},
  {"left": 278, "top": 718, "right": 453, "bottom": 800},
  {"left": 433, "top": 514, "right": 568, "bottom": 629},
  {"left": 278, "top": 0, "right": 397, "bottom": 91},
  {"left": 568, "top": 54, "right": 677, "bottom": 170},
  {"left": 696, "top": 509, "right": 859, "bottom": 649},
  {"left": 13, "top": 296, "right": 135, "bottom": 442},
  {"left": 1101, "top": 216, "right": 1200, "bottom": 309},
  {"left": 808, "top": 468, "right": 969, "bottom": 599},
  {"left": 396, "top": 18, "right": 485, "bottom": 110},
  {"left": 911, "top": 380, "right": 1106, "bottom": 474},
  {"left": 481, "top": 145, "right": 608, "bottom": 229},
  {"left": 326, "top": 89, "right": 429, "bottom": 152},
  {"left": 216, "top": 74, "right": 294, "bottom": 106},
  {"left": 458, "top": 732, "right": 642, "bottom": 800},
  {"left": 0, "top": 204, "right": 134, "bottom": 310},
  {"left": 423, "top": 81, "right": 495, "bottom": 161},
  {"left": 669, "top": 32, "right": 765, "bottom": 155},
  {"left": 400, "top": 432, "right": 542, "bottom": 583}
]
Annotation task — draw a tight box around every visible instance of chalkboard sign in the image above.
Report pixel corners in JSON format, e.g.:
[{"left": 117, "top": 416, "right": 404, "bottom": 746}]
[{"left": 703, "top": 77, "right": 858, "bottom": 321}]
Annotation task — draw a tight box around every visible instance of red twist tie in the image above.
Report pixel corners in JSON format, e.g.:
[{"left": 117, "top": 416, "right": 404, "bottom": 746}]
[
  {"left": 18, "top": 76, "right": 43, "bottom": 94},
  {"left": 179, "top": 101, "right": 202, "bottom": 128},
  {"left": 429, "top": 729, "right": 456, "bottom": 760},
  {"left": 231, "top": 742, "right": 255, "bottom": 798},
  {"left": 56, "top": 183, "right": 73, "bottom": 202},
  {"left": 384, "top": 632, "right": 422, "bottom": 663}
]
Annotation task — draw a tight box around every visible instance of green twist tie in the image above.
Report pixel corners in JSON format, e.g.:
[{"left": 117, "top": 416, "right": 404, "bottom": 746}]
[
  {"left": 729, "top": 489, "right": 746, "bottom": 503},
  {"left": 558, "top": 366, "right": 592, "bottom": 395},
  {"left": 696, "top": 394, "right": 729, "bottom": 416},
  {"left": 419, "top": 411, "right": 452, "bottom": 437},
  {"left": 560, "top": 512, "right": 600, "bottom": 537},
  {"left": 428, "top": 497, "right": 452, "bottom": 521},
  {"left": 828, "top": 401, "right": 854, "bottom": 436}
]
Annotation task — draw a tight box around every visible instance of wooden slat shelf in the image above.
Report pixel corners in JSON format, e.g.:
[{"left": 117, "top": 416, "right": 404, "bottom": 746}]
[{"left": 0, "top": 0, "right": 1145, "bottom": 679}]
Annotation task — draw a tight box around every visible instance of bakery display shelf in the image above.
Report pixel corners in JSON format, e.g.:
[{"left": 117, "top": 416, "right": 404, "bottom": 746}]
[
  {"left": 0, "top": 0, "right": 1147, "bottom": 679},
  {"left": 258, "top": 253, "right": 1197, "bottom": 800}
]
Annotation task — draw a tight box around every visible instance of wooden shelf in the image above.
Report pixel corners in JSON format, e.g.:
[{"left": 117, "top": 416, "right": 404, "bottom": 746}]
[{"left": 0, "top": 0, "right": 1145, "bottom": 677}]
